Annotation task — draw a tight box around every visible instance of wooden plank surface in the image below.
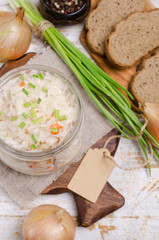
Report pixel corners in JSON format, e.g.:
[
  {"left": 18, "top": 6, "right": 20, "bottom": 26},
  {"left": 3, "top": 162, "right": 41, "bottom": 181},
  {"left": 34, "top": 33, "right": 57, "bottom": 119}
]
[
  {"left": 0, "top": 0, "right": 159, "bottom": 239},
  {"left": 0, "top": 140, "right": 158, "bottom": 240}
]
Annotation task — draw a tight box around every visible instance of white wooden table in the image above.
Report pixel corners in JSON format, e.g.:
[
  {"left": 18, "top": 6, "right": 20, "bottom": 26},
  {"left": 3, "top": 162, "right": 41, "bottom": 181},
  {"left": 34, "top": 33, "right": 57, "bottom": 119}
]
[{"left": 0, "top": 1, "right": 159, "bottom": 239}]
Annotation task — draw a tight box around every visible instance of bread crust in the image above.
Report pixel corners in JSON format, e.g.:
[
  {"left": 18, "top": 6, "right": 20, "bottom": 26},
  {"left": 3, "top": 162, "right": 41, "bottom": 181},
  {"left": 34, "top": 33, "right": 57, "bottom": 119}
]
[
  {"left": 86, "top": 31, "right": 105, "bottom": 57},
  {"left": 105, "top": 9, "right": 159, "bottom": 69},
  {"left": 129, "top": 48, "right": 159, "bottom": 105},
  {"left": 85, "top": 0, "right": 105, "bottom": 56},
  {"left": 85, "top": 0, "right": 148, "bottom": 58}
]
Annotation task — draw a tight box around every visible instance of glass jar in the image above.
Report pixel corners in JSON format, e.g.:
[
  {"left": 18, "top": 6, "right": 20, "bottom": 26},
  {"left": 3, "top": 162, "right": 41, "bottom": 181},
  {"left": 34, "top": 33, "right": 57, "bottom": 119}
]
[
  {"left": 39, "top": 0, "right": 91, "bottom": 25},
  {"left": 0, "top": 65, "right": 84, "bottom": 175}
]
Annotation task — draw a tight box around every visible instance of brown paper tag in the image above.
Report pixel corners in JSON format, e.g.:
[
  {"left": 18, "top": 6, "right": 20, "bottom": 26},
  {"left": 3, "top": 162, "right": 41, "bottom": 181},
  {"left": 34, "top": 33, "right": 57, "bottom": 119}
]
[{"left": 67, "top": 148, "right": 115, "bottom": 203}]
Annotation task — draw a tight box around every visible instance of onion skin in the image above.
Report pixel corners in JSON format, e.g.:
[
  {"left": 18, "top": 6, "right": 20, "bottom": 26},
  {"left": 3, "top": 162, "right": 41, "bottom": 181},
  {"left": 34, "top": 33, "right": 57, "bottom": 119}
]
[
  {"left": 0, "top": 7, "right": 31, "bottom": 61},
  {"left": 141, "top": 102, "right": 159, "bottom": 147},
  {"left": 22, "top": 204, "right": 76, "bottom": 240}
]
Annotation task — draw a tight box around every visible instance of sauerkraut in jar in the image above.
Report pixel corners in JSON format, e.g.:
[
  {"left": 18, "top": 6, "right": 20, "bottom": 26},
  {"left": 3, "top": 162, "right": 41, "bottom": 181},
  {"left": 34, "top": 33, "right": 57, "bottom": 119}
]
[{"left": 0, "top": 65, "right": 83, "bottom": 175}]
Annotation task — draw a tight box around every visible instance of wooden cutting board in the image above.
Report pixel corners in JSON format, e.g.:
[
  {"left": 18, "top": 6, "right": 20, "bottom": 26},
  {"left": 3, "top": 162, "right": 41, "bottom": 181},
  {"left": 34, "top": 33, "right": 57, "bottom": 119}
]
[
  {"left": 0, "top": 53, "right": 125, "bottom": 226},
  {"left": 81, "top": 0, "right": 155, "bottom": 111}
]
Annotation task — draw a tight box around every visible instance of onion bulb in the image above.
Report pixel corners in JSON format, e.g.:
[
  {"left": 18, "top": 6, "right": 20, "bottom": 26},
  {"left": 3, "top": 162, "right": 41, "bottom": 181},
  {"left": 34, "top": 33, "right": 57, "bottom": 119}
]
[
  {"left": 140, "top": 102, "right": 159, "bottom": 147},
  {"left": 22, "top": 204, "right": 76, "bottom": 240},
  {"left": 0, "top": 7, "right": 31, "bottom": 61}
]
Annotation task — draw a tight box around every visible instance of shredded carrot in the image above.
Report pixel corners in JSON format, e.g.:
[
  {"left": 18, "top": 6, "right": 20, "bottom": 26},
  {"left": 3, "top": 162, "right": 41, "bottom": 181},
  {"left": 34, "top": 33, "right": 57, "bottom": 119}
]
[
  {"left": 55, "top": 123, "right": 62, "bottom": 130},
  {"left": 49, "top": 123, "right": 62, "bottom": 135},
  {"left": 49, "top": 124, "right": 54, "bottom": 129},
  {"left": 53, "top": 157, "right": 56, "bottom": 164},
  {"left": 51, "top": 130, "right": 59, "bottom": 135},
  {"left": 0, "top": 120, "right": 3, "bottom": 121},
  {"left": 19, "top": 81, "right": 25, "bottom": 87},
  {"left": 49, "top": 124, "right": 62, "bottom": 129},
  {"left": 47, "top": 159, "right": 52, "bottom": 164},
  {"left": 50, "top": 124, "right": 59, "bottom": 134}
]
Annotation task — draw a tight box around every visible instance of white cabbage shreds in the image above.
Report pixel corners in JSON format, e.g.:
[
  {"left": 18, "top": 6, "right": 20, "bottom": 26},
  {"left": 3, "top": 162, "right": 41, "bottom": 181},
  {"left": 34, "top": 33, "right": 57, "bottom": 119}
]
[{"left": 0, "top": 70, "right": 78, "bottom": 151}]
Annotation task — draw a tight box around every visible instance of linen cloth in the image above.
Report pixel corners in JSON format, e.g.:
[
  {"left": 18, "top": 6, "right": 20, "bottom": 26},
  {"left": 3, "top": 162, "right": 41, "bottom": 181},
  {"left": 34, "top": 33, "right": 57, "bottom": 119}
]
[{"left": 0, "top": 48, "right": 114, "bottom": 206}]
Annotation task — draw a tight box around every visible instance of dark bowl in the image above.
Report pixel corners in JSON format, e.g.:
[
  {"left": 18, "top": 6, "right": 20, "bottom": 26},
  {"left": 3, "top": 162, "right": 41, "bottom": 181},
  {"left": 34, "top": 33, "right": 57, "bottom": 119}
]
[{"left": 39, "top": 0, "right": 91, "bottom": 25}]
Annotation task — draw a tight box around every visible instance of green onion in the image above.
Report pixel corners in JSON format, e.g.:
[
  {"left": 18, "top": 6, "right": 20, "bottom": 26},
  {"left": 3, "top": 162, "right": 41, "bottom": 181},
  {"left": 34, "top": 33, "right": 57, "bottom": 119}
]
[
  {"left": 51, "top": 128, "right": 58, "bottom": 133},
  {"left": 11, "top": 116, "right": 18, "bottom": 121},
  {"left": 19, "top": 122, "right": 26, "bottom": 129},
  {"left": 37, "top": 98, "right": 41, "bottom": 104},
  {"left": 22, "top": 88, "right": 29, "bottom": 96},
  {"left": 32, "top": 117, "right": 43, "bottom": 124},
  {"left": 28, "top": 82, "right": 36, "bottom": 89},
  {"left": 31, "top": 103, "right": 36, "bottom": 108},
  {"left": 42, "top": 87, "right": 48, "bottom": 93},
  {"left": 21, "top": 73, "right": 25, "bottom": 81},
  {"left": 55, "top": 109, "right": 59, "bottom": 119},
  {"left": 33, "top": 73, "right": 44, "bottom": 80},
  {"left": 31, "top": 144, "right": 36, "bottom": 149},
  {"left": 33, "top": 74, "right": 38, "bottom": 78},
  {"left": 22, "top": 112, "right": 29, "bottom": 119},
  {"left": 33, "top": 73, "right": 44, "bottom": 79},
  {"left": 0, "top": 112, "right": 2, "bottom": 116},
  {"left": 30, "top": 110, "right": 37, "bottom": 118},
  {"left": 24, "top": 102, "right": 31, "bottom": 107},
  {"left": 59, "top": 115, "right": 67, "bottom": 121},
  {"left": 38, "top": 73, "right": 44, "bottom": 80},
  {"left": 32, "top": 134, "right": 38, "bottom": 144},
  {"left": 4, "top": 133, "right": 8, "bottom": 138},
  {"left": 10, "top": 0, "right": 159, "bottom": 173}
]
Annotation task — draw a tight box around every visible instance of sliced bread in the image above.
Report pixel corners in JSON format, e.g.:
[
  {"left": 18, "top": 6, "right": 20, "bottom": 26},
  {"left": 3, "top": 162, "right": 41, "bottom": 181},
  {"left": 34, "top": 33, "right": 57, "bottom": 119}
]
[
  {"left": 130, "top": 49, "right": 159, "bottom": 105},
  {"left": 85, "top": 0, "right": 146, "bottom": 56},
  {"left": 105, "top": 9, "right": 159, "bottom": 69}
]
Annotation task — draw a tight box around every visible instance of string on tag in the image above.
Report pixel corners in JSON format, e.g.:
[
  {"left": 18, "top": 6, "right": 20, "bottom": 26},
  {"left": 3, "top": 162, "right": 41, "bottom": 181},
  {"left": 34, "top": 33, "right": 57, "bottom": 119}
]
[{"left": 103, "top": 117, "right": 153, "bottom": 170}]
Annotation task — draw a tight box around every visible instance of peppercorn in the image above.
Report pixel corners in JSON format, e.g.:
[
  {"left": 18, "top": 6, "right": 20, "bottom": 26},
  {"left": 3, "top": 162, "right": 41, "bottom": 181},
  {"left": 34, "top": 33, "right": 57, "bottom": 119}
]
[{"left": 46, "top": 0, "right": 84, "bottom": 14}]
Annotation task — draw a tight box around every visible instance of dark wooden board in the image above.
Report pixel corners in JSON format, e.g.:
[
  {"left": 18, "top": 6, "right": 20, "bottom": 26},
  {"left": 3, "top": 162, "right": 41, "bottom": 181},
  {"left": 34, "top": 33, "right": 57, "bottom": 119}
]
[
  {"left": 42, "top": 128, "right": 125, "bottom": 226},
  {"left": 42, "top": 128, "right": 124, "bottom": 226},
  {"left": 0, "top": 53, "right": 125, "bottom": 227},
  {"left": 0, "top": 53, "right": 36, "bottom": 77}
]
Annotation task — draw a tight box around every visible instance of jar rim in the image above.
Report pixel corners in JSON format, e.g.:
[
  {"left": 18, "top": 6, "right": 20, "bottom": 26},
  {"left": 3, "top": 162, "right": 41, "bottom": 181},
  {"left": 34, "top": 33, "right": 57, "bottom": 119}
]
[{"left": 0, "top": 65, "right": 83, "bottom": 161}]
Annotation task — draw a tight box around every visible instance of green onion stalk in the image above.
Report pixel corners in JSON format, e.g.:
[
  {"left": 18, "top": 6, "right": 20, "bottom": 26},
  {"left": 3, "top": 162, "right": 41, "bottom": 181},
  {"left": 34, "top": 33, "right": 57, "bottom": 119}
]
[{"left": 10, "top": 0, "right": 159, "bottom": 173}]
